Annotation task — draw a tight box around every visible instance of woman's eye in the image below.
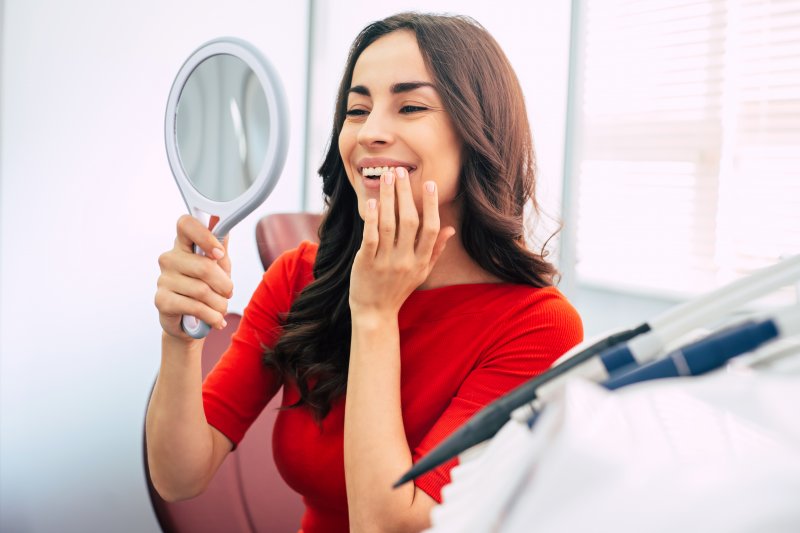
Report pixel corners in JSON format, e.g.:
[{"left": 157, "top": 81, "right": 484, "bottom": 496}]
[
  {"left": 345, "top": 109, "right": 368, "bottom": 117},
  {"left": 400, "top": 105, "right": 427, "bottom": 114}
]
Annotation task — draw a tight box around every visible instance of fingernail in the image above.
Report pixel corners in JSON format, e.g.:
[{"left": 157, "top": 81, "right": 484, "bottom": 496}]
[
  {"left": 212, "top": 248, "right": 225, "bottom": 259},
  {"left": 425, "top": 182, "right": 435, "bottom": 193},
  {"left": 220, "top": 319, "right": 227, "bottom": 329},
  {"left": 368, "top": 198, "right": 377, "bottom": 210},
  {"left": 385, "top": 171, "right": 395, "bottom": 186},
  {"left": 397, "top": 167, "right": 407, "bottom": 179}
]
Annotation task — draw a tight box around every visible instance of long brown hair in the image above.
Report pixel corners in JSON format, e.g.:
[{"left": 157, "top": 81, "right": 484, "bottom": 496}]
[{"left": 263, "top": 12, "right": 558, "bottom": 421}]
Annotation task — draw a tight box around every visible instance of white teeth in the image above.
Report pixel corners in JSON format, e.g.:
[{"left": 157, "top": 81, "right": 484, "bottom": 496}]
[
  {"left": 361, "top": 166, "right": 412, "bottom": 177},
  {"left": 362, "top": 166, "right": 391, "bottom": 177}
]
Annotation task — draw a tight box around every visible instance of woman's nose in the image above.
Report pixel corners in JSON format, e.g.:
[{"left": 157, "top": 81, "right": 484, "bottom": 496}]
[{"left": 356, "top": 108, "right": 394, "bottom": 148}]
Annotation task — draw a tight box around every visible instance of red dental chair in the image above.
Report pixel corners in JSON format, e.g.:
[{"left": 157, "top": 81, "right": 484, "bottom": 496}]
[{"left": 144, "top": 213, "right": 323, "bottom": 532}]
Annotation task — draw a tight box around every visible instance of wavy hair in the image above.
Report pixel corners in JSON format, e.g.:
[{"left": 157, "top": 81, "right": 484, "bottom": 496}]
[{"left": 263, "top": 12, "right": 558, "bottom": 421}]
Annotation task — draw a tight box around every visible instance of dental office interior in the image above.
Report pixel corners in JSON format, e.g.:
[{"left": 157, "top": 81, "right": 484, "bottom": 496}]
[{"left": 2, "top": 0, "right": 799, "bottom": 531}]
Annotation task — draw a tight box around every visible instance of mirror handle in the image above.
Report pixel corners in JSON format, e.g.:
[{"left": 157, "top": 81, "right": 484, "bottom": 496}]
[
  {"left": 181, "top": 314, "right": 211, "bottom": 339},
  {"left": 180, "top": 244, "right": 212, "bottom": 339}
]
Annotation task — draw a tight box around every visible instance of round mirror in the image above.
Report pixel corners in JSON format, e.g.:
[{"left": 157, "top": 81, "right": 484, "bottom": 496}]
[
  {"left": 175, "top": 54, "right": 270, "bottom": 202},
  {"left": 165, "top": 37, "right": 289, "bottom": 339}
]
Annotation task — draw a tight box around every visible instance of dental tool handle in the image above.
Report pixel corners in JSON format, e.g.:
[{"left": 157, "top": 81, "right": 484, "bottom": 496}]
[
  {"left": 604, "top": 317, "right": 785, "bottom": 390},
  {"left": 181, "top": 243, "right": 212, "bottom": 339}
]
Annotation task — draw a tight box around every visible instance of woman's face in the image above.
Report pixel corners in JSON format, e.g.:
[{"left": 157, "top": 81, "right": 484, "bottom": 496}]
[{"left": 338, "top": 30, "right": 463, "bottom": 222}]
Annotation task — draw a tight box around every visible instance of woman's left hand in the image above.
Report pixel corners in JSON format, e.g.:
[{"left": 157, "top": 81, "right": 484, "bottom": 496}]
[{"left": 349, "top": 166, "right": 456, "bottom": 320}]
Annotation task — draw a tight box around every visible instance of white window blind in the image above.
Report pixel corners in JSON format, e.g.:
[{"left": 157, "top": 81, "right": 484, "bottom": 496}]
[{"left": 574, "top": 0, "right": 800, "bottom": 300}]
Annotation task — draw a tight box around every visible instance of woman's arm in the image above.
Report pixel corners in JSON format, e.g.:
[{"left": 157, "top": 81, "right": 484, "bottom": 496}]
[
  {"left": 147, "top": 215, "right": 234, "bottom": 501},
  {"left": 346, "top": 168, "right": 454, "bottom": 532},
  {"left": 146, "top": 334, "right": 234, "bottom": 501},
  {"left": 345, "top": 313, "right": 438, "bottom": 532}
]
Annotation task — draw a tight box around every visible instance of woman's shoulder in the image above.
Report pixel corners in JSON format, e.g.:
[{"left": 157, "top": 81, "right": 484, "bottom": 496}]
[
  {"left": 482, "top": 284, "right": 581, "bottom": 326},
  {"left": 261, "top": 240, "right": 319, "bottom": 292},
  {"left": 293, "top": 239, "right": 319, "bottom": 270},
  {"left": 501, "top": 284, "right": 584, "bottom": 348},
  {"left": 449, "top": 284, "right": 584, "bottom": 365},
  {"left": 512, "top": 284, "right": 579, "bottom": 314},
  {"left": 447, "top": 283, "right": 583, "bottom": 345}
]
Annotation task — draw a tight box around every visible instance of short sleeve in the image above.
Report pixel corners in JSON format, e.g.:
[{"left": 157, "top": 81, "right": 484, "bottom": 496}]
[
  {"left": 201, "top": 241, "right": 314, "bottom": 446},
  {"left": 411, "top": 289, "right": 583, "bottom": 502}
]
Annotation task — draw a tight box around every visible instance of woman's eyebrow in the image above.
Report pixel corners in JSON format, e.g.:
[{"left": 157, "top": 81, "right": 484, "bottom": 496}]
[
  {"left": 348, "top": 85, "right": 370, "bottom": 96},
  {"left": 347, "top": 81, "right": 436, "bottom": 97},
  {"left": 390, "top": 81, "right": 436, "bottom": 94}
]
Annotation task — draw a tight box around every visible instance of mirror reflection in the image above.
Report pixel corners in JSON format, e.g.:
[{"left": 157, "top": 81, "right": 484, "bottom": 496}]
[{"left": 176, "top": 53, "right": 270, "bottom": 202}]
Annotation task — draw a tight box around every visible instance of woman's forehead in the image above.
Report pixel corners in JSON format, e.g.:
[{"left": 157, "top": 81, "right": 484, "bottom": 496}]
[{"left": 351, "top": 30, "right": 431, "bottom": 88}]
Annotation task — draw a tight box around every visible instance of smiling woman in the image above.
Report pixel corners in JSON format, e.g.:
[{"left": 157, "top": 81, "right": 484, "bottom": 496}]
[{"left": 148, "top": 11, "right": 583, "bottom": 533}]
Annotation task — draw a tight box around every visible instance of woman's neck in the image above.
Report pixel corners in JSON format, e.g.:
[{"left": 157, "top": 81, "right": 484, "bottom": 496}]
[{"left": 417, "top": 232, "right": 502, "bottom": 290}]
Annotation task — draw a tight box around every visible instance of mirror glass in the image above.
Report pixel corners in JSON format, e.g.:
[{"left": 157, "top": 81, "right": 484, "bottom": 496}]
[{"left": 175, "top": 53, "right": 270, "bottom": 202}]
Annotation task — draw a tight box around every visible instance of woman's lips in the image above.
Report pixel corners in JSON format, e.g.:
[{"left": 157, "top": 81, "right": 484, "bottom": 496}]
[{"left": 363, "top": 176, "right": 382, "bottom": 190}]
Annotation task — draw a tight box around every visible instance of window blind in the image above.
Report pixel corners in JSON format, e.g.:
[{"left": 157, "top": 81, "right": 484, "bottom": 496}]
[{"left": 574, "top": 0, "right": 800, "bottom": 301}]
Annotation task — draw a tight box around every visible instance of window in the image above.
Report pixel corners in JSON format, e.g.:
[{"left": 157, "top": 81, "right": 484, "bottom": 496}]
[{"left": 572, "top": 0, "right": 800, "bottom": 301}]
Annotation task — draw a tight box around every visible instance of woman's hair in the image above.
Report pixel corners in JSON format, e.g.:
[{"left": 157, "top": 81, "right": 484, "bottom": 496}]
[{"left": 263, "top": 12, "right": 558, "bottom": 421}]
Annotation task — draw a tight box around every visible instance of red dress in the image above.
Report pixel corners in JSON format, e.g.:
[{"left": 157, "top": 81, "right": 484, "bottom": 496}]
[{"left": 202, "top": 241, "right": 583, "bottom": 532}]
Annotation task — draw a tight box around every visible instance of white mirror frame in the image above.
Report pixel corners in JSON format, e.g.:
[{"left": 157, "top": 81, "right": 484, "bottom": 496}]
[{"left": 165, "top": 36, "right": 289, "bottom": 240}]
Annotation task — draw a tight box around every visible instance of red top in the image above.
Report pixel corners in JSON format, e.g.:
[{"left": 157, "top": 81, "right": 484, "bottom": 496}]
[{"left": 202, "top": 241, "right": 583, "bottom": 533}]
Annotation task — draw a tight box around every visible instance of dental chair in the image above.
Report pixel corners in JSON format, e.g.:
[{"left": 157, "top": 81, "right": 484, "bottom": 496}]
[{"left": 144, "top": 212, "right": 323, "bottom": 533}]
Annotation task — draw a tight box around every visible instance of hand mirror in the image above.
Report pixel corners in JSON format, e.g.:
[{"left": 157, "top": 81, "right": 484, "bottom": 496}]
[{"left": 165, "top": 37, "right": 288, "bottom": 339}]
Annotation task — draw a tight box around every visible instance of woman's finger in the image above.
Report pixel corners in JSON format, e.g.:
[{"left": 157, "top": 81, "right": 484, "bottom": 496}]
[
  {"left": 429, "top": 226, "right": 457, "bottom": 268},
  {"left": 361, "top": 197, "right": 380, "bottom": 258},
  {"left": 217, "top": 235, "right": 232, "bottom": 280},
  {"left": 394, "top": 167, "right": 419, "bottom": 251},
  {"left": 378, "top": 169, "right": 397, "bottom": 254},
  {"left": 416, "top": 180, "right": 441, "bottom": 259},
  {"left": 176, "top": 215, "right": 226, "bottom": 260},
  {"left": 155, "top": 289, "right": 227, "bottom": 330},
  {"left": 159, "top": 250, "right": 233, "bottom": 298},
  {"left": 158, "top": 272, "right": 229, "bottom": 317}
]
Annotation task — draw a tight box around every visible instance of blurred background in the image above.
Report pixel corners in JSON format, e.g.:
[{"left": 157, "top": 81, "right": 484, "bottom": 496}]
[{"left": 1, "top": 0, "right": 797, "bottom": 530}]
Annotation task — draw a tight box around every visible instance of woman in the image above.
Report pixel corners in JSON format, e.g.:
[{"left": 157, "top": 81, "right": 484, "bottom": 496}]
[{"left": 148, "top": 12, "right": 583, "bottom": 533}]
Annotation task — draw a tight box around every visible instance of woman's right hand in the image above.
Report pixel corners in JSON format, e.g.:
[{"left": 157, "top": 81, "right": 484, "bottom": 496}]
[{"left": 155, "top": 215, "right": 234, "bottom": 341}]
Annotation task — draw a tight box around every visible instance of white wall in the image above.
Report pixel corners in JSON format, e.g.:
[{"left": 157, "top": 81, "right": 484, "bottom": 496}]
[{"left": 0, "top": 1, "right": 308, "bottom": 531}]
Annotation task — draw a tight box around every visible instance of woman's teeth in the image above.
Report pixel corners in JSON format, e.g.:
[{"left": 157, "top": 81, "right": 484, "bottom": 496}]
[
  {"left": 361, "top": 166, "right": 411, "bottom": 178},
  {"left": 362, "top": 166, "right": 391, "bottom": 178}
]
